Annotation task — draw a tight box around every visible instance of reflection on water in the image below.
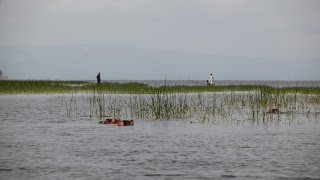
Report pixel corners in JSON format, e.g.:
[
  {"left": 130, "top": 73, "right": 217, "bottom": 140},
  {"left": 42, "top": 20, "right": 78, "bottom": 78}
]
[{"left": 0, "top": 94, "right": 320, "bottom": 180}]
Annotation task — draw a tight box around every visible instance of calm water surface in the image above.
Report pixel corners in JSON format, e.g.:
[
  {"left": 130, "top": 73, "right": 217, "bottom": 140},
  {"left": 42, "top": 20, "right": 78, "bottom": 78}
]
[{"left": 1, "top": 94, "right": 320, "bottom": 180}]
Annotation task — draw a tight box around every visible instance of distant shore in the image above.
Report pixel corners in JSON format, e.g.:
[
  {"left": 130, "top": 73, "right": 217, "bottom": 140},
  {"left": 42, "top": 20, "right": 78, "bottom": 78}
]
[
  {"left": 0, "top": 80, "right": 319, "bottom": 94},
  {"left": 104, "top": 79, "right": 320, "bottom": 88}
]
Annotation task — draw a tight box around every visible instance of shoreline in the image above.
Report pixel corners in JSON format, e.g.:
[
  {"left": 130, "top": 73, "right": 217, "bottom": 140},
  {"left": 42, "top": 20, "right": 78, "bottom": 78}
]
[{"left": 1, "top": 80, "right": 320, "bottom": 95}]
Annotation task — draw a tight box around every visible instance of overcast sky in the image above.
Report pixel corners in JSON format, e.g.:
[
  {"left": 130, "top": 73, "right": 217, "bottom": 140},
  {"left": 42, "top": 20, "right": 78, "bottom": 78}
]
[{"left": 0, "top": 0, "right": 319, "bottom": 80}]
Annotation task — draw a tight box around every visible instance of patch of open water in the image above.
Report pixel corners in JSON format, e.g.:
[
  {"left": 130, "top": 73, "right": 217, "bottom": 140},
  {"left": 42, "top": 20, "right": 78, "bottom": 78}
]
[{"left": 0, "top": 94, "right": 320, "bottom": 180}]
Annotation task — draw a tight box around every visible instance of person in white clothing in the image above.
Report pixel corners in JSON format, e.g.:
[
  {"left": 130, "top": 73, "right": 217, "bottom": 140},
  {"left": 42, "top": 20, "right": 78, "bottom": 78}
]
[{"left": 208, "top": 73, "right": 214, "bottom": 86}]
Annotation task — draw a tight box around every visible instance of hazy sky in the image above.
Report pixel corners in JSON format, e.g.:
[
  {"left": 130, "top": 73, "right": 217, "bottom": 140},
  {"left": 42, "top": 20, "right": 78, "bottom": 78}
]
[{"left": 0, "top": 0, "right": 319, "bottom": 80}]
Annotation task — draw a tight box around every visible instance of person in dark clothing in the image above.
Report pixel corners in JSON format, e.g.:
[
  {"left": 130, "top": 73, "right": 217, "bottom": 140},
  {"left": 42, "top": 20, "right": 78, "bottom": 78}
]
[{"left": 96, "top": 73, "right": 101, "bottom": 84}]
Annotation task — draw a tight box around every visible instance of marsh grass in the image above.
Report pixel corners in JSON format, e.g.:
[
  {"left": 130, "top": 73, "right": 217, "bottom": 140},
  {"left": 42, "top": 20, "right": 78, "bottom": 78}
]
[
  {"left": 64, "top": 88, "right": 320, "bottom": 124},
  {"left": 1, "top": 80, "right": 320, "bottom": 94},
  {"left": 0, "top": 80, "right": 87, "bottom": 94},
  {"left": 2, "top": 80, "right": 319, "bottom": 123}
]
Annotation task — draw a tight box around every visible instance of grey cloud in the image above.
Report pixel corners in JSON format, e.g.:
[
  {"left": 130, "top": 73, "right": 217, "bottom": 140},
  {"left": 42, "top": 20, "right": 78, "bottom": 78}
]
[{"left": 0, "top": 0, "right": 319, "bottom": 80}]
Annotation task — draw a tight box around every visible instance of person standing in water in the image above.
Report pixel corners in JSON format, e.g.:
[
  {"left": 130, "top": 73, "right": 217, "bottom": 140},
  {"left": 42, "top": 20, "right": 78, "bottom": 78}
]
[
  {"left": 208, "top": 73, "right": 214, "bottom": 86},
  {"left": 97, "top": 72, "right": 101, "bottom": 84}
]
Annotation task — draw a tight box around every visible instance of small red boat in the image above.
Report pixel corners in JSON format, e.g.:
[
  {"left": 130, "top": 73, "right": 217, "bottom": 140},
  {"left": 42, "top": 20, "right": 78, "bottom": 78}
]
[{"left": 98, "top": 118, "right": 134, "bottom": 126}]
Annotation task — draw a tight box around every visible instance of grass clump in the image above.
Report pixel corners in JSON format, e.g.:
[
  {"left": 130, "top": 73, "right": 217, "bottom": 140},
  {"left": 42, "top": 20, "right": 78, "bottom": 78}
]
[{"left": 0, "top": 80, "right": 86, "bottom": 94}]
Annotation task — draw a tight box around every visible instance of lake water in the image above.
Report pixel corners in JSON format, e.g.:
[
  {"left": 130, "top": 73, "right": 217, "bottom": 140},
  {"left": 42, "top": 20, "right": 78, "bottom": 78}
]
[{"left": 1, "top": 94, "right": 320, "bottom": 180}]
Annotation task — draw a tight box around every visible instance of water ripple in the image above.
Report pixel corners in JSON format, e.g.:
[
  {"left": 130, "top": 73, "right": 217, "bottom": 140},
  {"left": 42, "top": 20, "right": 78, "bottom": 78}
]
[{"left": 1, "top": 95, "right": 320, "bottom": 180}]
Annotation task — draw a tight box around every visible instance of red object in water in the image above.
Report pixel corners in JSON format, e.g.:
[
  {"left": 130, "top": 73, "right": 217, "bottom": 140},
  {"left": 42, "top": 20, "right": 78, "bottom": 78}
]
[{"left": 98, "top": 118, "right": 134, "bottom": 126}]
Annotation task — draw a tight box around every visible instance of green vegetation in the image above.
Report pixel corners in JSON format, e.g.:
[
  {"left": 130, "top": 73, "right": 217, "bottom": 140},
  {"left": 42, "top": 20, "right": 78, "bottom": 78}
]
[
  {"left": 1, "top": 80, "right": 320, "bottom": 94},
  {"left": 66, "top": 89, "right": 320, "bottom": 123},
  {"left": 2, "top": 80, "right": 318, "bottom": 122},
  {"left": 0, "top": 80, "right": 88, "bottom": 94}
]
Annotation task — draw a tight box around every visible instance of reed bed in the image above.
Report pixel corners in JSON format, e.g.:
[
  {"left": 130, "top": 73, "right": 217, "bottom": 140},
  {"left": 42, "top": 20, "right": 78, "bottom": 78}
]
[
  {"left": 0, "top": 80, "right": 87, "bottom": 94},
  {"left": 1, "top": 80, "right": 320, "bottom": 94},
  {"left": 62, "top": 89, "right": 320, "bottom": 124},
  {"left": 1, "top": 80, "right": 319, "bottom": 123}
]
